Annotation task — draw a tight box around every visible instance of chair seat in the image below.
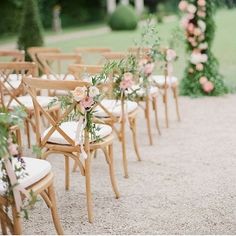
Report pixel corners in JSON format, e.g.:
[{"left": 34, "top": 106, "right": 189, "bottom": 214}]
[
  {"left": 8, "top": 95, "right": 55, "bottom": 109},
  {"left": 42, "top": 122, "right": 112, "bottom": 145},
  {"left": 0, "top": 157, "right": 51, "bottom": 195},
  {"left": 41, "top": 74, "right": 75, "bottom": 81},
  {"left": 94, "top": 99, "right": 138, "bottom": 118},
  {"left": 0, "top": 74, "right": 22, "bottom": 90},
  {"left": 152, "top": 75, "right": 178, "bottom": 87},
  {"left": 136, "top": 86, "right": 159, "bottom": 97}
]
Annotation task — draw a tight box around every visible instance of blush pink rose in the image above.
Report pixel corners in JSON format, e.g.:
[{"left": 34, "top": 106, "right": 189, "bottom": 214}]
[
  {"left": 8, "top": 143, "right": 18, "bottom": 156},
  {"left": 203, "top": 81, "right": 214, "bottom": 93},
  {"left": 166, "top": 49, "right": 177, "bottom": 61},
  {"left": 144, "top": 63, "right": 155, "bottom": 76},
  {"left": 193, "top": 28, "right": 202, "bottom": 36},
  {"left": 198, "top": 0, "right": 206, "bottom": 7},
  {"left": 196, "top": 63, "right": 204, "bottom": 71},
  {"left": 120, "top": 72, "right": 134, "bottom": 90},
  {"left": 187, "top": 23, "right": 195, "bottom": 33},
  {"left": 178, "top": 0, "right": 188, "bottom": 11},
  {"left": 80, "top": 96, "right": 94, "bottom": 109},
  {"left": 197, "top": 11, "right": 206, "bottom": 18},
  {"left": 199, "top": 76, "right": 208, "bottom": 85}
]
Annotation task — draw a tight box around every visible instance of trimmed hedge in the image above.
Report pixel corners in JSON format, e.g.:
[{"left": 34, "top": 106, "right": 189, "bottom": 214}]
[{"left": 108, "top": 4, "right": 138, "bottom": 31}]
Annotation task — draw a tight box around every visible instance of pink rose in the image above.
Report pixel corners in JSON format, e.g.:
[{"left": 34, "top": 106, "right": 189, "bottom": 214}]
[
  {"left": 120, "top": 72, "right": 134, "bottom": 90},
  {"left": 203, "top": 81, "right": 214, "bottom": 93},
  {"left": 196, "top": 63, "right": 204, "bottom": 71},
  {"left": 166, "top": 49, "right": 177, "bottom": 61},
  {"left": 8, "top": 143, "right": 18, "bottom": 156},
  {"left": 144, "top": 63, "right": 155, "bottom": 76},
  {"left": 193, "top": 28, "right": 202, "bottom": 36},
  {"left": 80, "top": 96, "right": 94, "bottom": 109},
  {"left": 199, "top": 76, "right": 208, "bottom": 85},
  {"left": 180, "top": 16, "right": 189, "bottom": 29},
  {"left": 178, "top": 0, "right": 188, "bottom": 11},
  {"left": 197, "top": 11, "right": 206, "bottom": 18},
  {"left": 188, "top": 68, "right": 194, "bottom": 73},
  {"left": 198, "top": 0, "right": 206, "bottom": 7},
  {"left": 72, "top": 86, "right": 87, "bottom": 102},
  {"left": 187, "top": 23, "right": 195, "bottom": 33}
]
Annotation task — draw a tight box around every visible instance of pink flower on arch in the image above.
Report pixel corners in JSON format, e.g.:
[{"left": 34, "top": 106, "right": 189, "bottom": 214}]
[
  {"left": 199, "top": 76, "right": 208, "bottom": 85},
  {"left": 196, "top": 63, "right": 204, "bottom": 71},
  {"left": 178, "top": 0, "right": 188, "bottom": 11},
  {"left": 198, "top": 0, "right": 206, "bottom": 7},
  {"left": 203, "top": 81, "right": 214, "bottom": 93}
]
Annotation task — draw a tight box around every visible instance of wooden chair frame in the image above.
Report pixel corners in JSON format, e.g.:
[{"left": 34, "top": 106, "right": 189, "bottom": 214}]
[
  {"left": 0, "top": 50, "right": 25, "bottom": 62},
  {"left": 22, "top": 77, "right": 120, "bottom": 223},
  {"left": 69, "top": 64, "right": 141, "bottom": 178}
]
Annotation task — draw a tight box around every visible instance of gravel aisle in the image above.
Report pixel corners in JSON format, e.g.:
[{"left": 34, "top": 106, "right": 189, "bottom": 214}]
[{"left": 23, "top": 94, "right": 236, "bottom": 234}]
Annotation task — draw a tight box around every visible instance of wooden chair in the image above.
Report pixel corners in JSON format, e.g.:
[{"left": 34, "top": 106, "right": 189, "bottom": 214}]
[
  {"left": 69, "top": 64, "right": 141, "bottom": 178},
  {"left": 27, "top": 47, "right": 60, "bottom": 74},
  {"left": 22, "top": 77, "right": 120, "bottom": 223},
  {"left": 75, "top": 47, "right": 111, "bottom": 65},
  {"left": 129, "top": 47, "right": 181, "bottom": 128},
  {"left": 0, "top": 62, "right": 58, "bottom": 148},
  {"left": 0, "top": 123, "right": 63, "bottom": 235},
  {"left": 0, "top": 50, "right": 25, "bottom": 62}
]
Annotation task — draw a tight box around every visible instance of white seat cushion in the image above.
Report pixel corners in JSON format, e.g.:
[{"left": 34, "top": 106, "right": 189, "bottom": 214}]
[
  {"left": 0, "top": 157, "right": 51, "bottom": 195},
  {"left": 94, "top": 99, "right": 138, "bottom": 118},
  {"left": 136, "top": 86, "right": 159, "bottom": 97},
  {"left": 42, "top": 122, "right": 112, "bottom": 145},
  {"left": 41, "top": 74, "right": 75, "bottom": 81},
  {"left": 152, "top": 75, "right": 178, "bottom": 86},
  {"left": 8, "top": 95, "right": 55, "bottom": 109},
  {"left": 0, "top": 74, "right": 22, "bottom": 90}
]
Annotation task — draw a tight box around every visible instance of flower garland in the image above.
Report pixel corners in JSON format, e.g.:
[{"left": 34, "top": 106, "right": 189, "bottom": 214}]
[{"left": 179, "top": 0, "right": 227, "bottom": 96}]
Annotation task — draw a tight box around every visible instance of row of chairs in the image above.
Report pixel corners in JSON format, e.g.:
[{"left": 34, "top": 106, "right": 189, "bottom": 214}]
[{"left": 0, "top": 47, "right": 181, "bottom": 234}]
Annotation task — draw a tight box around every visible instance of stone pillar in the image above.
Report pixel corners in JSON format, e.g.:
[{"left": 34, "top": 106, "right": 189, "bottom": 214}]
[
  {"left": 135, "top": 0, "right": 144, "bottom": 15},
  {"left": 121, "top": 0, "right": 129, "bottom": 5},
  {"left": 107, "top": 0, "right": 116, "bottom": 14}
]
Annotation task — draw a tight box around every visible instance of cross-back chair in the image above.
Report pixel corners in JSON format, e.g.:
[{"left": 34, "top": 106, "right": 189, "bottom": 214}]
[
  {"left": 75, "top": 47, "right": 111, "bottom": 65},
  {"left": 129, "top": 47, "right": 181, "bottom": 128},
  {"left": 0, "top": 121, "right": 63, "bottom": 235},
  {"left": 22, "top": 77, "right": 120, "bottom": 223},
  {"left": 68, "top": 64, "right": 141, "bottom": 178},
  {"left": 27, "top": 47, "right": 61, "bottom": 74},
  {"left": 0, "top": 50, "right": 25, "bottom": 62},
  {"left": 0, "top": 62, "right": 58, "bottom": 148}
]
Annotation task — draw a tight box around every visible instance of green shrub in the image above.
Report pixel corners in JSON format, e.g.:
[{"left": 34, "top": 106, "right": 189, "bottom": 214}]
[
  {"left": 17, "top": 0, "right": 44, "bottom": 61},
  {"left": 108, "top": 4, "right": 138, "bottom": 31}
]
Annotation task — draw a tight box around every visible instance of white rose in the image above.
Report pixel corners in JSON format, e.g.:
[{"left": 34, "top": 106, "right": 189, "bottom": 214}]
[
  {"left": 190, "top": 53, "right": 202, "bottom": 64},
  {"left": 199, "top": 42, "right": 208, "bottom": 50},
  {"left": 187, "top": 4, "right": 197, "bottom": 14},
  {"left": 89, "top": 86, "right": 100, "bottom": 97},
  {"left": 198, "top": 20, "right": 206, "bottom": 32},
  {"left": 201, "top": 54, "right": 208, "bottom": 63},
  {"left": 72, "top": 86, "right": 87, "bottom": 102}
]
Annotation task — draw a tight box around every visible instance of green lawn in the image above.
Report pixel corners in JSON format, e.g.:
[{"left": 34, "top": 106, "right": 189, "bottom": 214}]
[{"left": 46, "top": 9, "right": 236, "bottom": 91}]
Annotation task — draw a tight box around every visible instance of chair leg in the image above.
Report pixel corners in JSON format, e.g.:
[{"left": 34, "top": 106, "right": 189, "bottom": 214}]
[
  {"left": 84, "top": 157, "right": 93, "bottom": 223},
  {"left": 64, "top": 155, "right": 70, "bottom": 191},
  {"left": 48, "top": 184, "right": 64, "bottom": 235},
  {"left": 172, "top": 86, "right": 181, "bottom": 122},
  {"left": 120, "top": 121, "right": 129, "bottom": 178},
  {"left": 12, "top": 205, "right": 22, "bottom": 235},
  {"left": 129, "top": 118, "right": 141, "bottom": 162},
  {"left": 152, "top": 97, "right": 161, "bottom": 135},
  {"left": 163, "top": 89, "right": 169, "bottom": 128},
  {"left": 145, "top": 98, "right": 153, "bottom": 145},
  {"left": 0, "top": 206, "right": 7, "bottom": 235},
  {"left": 107, "top": 145, "right": 120, "bottom": 199}
]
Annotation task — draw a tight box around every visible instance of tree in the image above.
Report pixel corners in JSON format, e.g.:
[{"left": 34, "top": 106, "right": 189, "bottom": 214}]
[
  {"left": 18, "top": 0, "right": 44, "bottom": 61},
  {"left": 179, "top": 0, "right": 227, "bottom": 96}
]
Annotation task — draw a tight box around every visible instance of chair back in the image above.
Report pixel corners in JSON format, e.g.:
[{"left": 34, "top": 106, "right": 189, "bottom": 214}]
[
  {"left": 75, "top": 47, "right": 111, "bottom": 65},
  {"left": 0, "top": 62, "right": 37, "bottom": 109},
  {"left": 101, "top": 52, "right": 128, "bottom": 64},
  {"left": 0, "top": 50, "right": 25, "bottom": 62},
  {"left": 27, "top": 47, "right": 60, "bottom": 72},
  {"left": 23, "top": 77, "right": 91, "bottom": 149}
]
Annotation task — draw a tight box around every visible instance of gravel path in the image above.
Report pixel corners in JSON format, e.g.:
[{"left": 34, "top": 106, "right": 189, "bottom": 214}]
[{"left": 23, "top": 94, "right": 236, "bottom": 234}]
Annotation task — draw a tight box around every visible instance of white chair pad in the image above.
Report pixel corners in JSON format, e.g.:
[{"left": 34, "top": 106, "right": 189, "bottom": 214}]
[
  {"left": 9, "top": 96, "right": 55, "bottom": 109},
  {"left": 94, "top": 99, "right": 138, "bottom": 118},
  {"left": 152, "top": 75, "right": 178, "bottom": 86},
  {"left": 42, "top": 122, "right": 112, "bottom": 145},
  {"left": 136, "top": 86, "right": 159, "bottom": 97},
  {"left": 0, "top": 74, "right": 22, "bottom": 90},
  {"left": 0, "top": 157, "right": 51, "bottom": 195},
  {"left": 41, "top": 74, "right": 75, "bottom": 81}
]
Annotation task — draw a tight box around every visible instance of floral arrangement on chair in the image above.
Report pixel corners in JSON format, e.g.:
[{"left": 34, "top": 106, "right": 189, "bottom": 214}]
[
  {"left": 179, "top": 0, "right": 227, "bottom": 96},
  {"left": 0, "top": 108, "right": 36, "bottom": 219}
]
